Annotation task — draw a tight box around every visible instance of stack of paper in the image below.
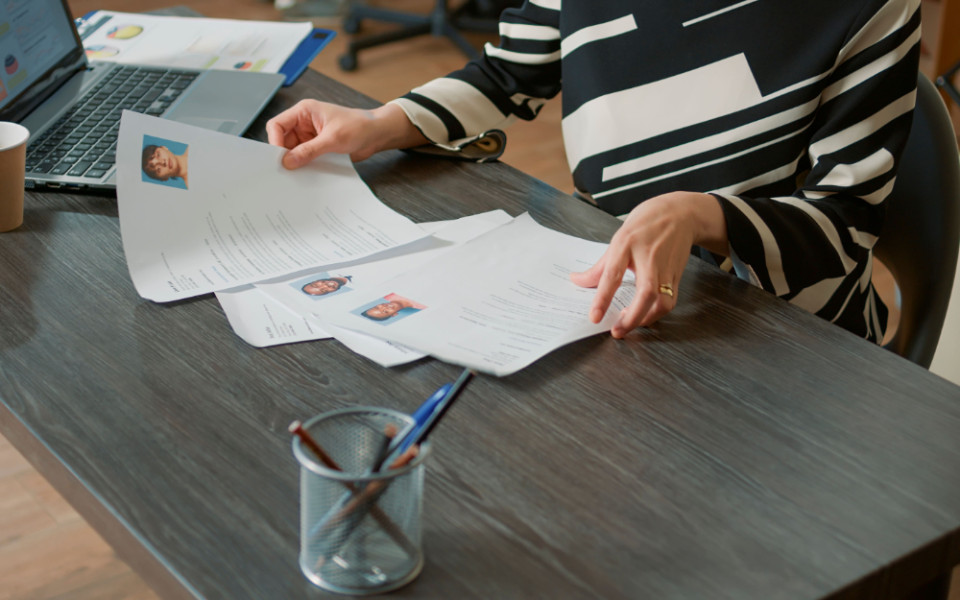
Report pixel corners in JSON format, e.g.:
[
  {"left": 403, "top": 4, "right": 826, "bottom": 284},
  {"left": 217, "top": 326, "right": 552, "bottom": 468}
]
[
  {"left": 77, "top": 11, "right": 315, "bottom": 76},
  {"left": 117, "top": 112, "right": 634, "bottom": 376}
]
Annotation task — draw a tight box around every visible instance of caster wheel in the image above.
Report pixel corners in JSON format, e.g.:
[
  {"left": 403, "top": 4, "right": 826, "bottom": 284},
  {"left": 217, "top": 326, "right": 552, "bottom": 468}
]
[{"left": 339, "top": 53, "right": 357, "bottom": 71}]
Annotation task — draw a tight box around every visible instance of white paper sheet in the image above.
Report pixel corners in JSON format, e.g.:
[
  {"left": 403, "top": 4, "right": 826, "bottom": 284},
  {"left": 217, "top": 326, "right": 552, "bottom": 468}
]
[
  {"left": 117, "top": 111, "right": 427, "bottom": 302},
  {"left": 316, "top": 214, "right": 636, "bottom": 376},
  {"left": 324, "top": 324, "right": 428, "bottom": 368},
  {"left": 215, "top": 285, "right": 331, "bottom": 347},
  {"left": 215, "top": 284, "right": 427, "bottom": 366},
  {"left": 230, "top": 210, "right": 513, "bottom": 366},
  {"left": 255, "top": 210, "right": 513, "bottom": 317},
  {"left": 78, "top": 11, "right": 311, "bottom": 74}
]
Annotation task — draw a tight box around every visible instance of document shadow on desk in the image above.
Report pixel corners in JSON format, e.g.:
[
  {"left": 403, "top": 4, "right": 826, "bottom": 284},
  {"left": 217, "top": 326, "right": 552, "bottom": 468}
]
[
  {"left": 25, "top": 193, "right": 119, "bottom": 222},
  {"left": 617, "top": 304, "right": 718, "bottom": 344},
  {"left": 139, "top": 293, "right": 213, "bottom": 310},
  {"left": 649, "top": 263, "right": 761, "bottom": 339}
]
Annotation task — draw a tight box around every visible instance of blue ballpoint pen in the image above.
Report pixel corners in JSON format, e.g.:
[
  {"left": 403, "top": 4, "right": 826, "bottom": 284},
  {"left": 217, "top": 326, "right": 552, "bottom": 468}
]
[
  {"left": 378, "top": 382, "right": 452, "bottom": 470},
  {"left": 378, "top": 368, "right": 474, "bottom": 470}
]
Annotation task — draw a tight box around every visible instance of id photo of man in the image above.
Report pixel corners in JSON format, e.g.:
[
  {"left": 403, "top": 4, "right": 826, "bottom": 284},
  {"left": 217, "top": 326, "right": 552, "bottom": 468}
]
[
  {"left": 354, "top": 293, "right": 426, "bottom": 324},
  {"left": 294, "top": 273, "right": 353, "bottom": 298},
  {"left": 141, "top": 135, "right": 189, "bottom": 189}
]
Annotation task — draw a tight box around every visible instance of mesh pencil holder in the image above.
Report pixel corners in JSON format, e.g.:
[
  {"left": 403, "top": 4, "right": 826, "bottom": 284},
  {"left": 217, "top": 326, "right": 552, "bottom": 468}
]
[{"left": 292, "top": 406, "right": 430, "bottom": 595}]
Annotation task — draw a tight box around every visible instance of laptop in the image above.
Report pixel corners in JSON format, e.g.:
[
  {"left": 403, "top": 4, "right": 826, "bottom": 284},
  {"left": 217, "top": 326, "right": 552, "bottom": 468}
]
[{"left": 0, "top": 0, "right": 285, "bottom": 192}]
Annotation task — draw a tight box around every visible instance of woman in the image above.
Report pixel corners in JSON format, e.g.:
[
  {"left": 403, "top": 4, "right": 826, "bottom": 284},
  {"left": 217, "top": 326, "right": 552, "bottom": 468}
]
[{"left": 267, "top": 0, "right": 920, "bottom": 343}]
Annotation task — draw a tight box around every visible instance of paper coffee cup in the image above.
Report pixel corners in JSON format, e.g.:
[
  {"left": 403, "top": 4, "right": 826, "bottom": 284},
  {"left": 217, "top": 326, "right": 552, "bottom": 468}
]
[{"left": 0, "top": 121, "right": 30, "bottom": 232}]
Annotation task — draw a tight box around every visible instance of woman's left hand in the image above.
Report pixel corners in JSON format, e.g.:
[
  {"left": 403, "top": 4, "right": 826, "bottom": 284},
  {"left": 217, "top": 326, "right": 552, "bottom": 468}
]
[{"left": 570, "top": 191, "right": 727, "bottom": 338}]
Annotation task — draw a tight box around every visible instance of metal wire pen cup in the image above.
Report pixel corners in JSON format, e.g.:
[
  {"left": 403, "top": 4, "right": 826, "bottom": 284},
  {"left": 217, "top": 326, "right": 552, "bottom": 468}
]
[{"left": 292, "top": 407, "right": 430, "bottom": 595}]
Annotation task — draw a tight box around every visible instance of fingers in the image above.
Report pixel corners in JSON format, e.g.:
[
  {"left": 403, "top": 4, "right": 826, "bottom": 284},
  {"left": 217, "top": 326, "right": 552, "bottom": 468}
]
[
  {"left": 266, "top": 101, "right": 417, "bottom": 169},
  {"left": 569, "top": 255, "right": 605, "bottom": 289},
  {"left": 571, "top": 247, "right": 631, "bottom": 325},
  {"left": 264, "top": 117, "right": 286, "bottom": 148},
  {"left": 265, "top": 102, "right": 309, "bottom": 149},
  {"left": 610, "top": 281, "right": 676, "bottom": 338},
  {"left": 571, "top": 252, "right": 618, "bottom": 323},
  {"left": 576, "top": 198, "right": 693, "bottom": 335},
  {"left": 282, "top": 136, "right": 328, "bottom": 169},
  {"left": 266, "top": 100, "right": 332, "bottom": 169},
  {"left": 590, "top": 249, "right": 631, "bottom": 325}
]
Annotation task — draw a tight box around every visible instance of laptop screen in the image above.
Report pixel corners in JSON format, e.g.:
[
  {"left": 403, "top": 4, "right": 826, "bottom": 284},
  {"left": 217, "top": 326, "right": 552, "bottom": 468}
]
[{"left": 0, "top": 0, "right": 87, "bottom": 122}]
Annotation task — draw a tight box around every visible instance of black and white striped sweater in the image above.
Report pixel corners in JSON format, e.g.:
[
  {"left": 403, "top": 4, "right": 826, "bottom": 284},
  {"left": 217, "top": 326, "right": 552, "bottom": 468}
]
[{"left": 392, "top": 0, "right": 922, "bottom": 342}]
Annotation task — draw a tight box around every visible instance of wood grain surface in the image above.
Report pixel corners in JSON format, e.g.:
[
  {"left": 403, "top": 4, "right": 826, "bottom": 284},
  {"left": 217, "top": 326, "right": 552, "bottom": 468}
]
[{"left": 2, "top": 40, "right": 960, "bottom": 600}]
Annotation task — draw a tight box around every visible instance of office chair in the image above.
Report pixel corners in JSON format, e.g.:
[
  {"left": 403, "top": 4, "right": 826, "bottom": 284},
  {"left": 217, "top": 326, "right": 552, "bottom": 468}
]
[
  {"left": 936, "top": 58, "right": 960, "bottom": 109},
  {"left": 872, "top": 73, "right": 960, "bottom": 369},
  {"left": 338, "top": 0, "right": 511, "bottom": 71}
]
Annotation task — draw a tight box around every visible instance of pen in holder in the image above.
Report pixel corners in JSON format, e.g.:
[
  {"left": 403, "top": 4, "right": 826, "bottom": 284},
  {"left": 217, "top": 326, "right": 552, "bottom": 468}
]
[{"left": 292, "top": 407, "right": 430, "bottom": 595}]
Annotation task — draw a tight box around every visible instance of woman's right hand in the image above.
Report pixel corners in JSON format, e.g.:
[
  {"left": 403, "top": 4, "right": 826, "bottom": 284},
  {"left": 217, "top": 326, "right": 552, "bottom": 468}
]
[{"left": 265, "top": 100, "right": 427, "bottom": 169}]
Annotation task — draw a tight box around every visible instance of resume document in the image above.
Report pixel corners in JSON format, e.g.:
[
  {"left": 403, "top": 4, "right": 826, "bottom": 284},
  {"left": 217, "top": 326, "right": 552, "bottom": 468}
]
[{"left": 117, "top": 112, "right": 635, "bottom": 375}]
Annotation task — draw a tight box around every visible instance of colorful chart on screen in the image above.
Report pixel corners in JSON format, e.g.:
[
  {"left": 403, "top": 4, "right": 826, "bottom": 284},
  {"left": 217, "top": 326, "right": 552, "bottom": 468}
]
[{"left": 4, "top": 54, "right": 18, "bottom": 75}]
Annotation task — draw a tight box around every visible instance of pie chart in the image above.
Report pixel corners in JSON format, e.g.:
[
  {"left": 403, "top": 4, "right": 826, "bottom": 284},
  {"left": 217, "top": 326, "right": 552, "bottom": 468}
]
[
  {"left": 107, "top": 24, "right": 143, "bottom": 40},
  {"left": 85, "top": 45, "right": 119, "bottom": 59},
  {"left": 4, "top": 54, "right": 17, "bottom": 75}
]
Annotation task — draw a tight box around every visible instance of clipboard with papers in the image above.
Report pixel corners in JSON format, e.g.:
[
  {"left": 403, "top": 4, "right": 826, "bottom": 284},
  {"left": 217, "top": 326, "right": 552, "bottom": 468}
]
[{"left": 76, "top": 10, "right": 335, "bottom": 86}]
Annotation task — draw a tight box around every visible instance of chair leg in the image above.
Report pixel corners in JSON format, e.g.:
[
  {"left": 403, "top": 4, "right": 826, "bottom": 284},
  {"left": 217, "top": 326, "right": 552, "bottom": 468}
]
[
  {"left": 338, "top": 0, "right": 498, "bottom": 70},
  {"left": 439, "top": 21, "right": 482, "bottom": 59},
  {"left": 348, "top": 6, "right": 433, "bottom": 29},
  {"left": 935, "top": 59, "right": 960, "bottom": 108},
  {"left": 447, "top": 0, "right": 500, "bottom": 34},
  {"left": 341, "top": 21, "right": 433, "bottom": 70}
]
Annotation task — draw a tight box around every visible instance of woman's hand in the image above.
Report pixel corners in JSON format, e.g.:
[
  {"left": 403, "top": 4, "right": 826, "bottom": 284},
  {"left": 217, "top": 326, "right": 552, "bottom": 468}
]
[
  {"left": 266, "top": 100, "right": 427, "bottom": 168},
  {"left": 571, "top": 191, "right": 728, "bottom": 338}
]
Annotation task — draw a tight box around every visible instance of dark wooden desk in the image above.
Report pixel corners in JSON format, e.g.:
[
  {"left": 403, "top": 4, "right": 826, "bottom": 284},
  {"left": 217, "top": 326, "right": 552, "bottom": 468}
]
[{"left": 2, "top": 66, "right": 960, "bottom": 600}]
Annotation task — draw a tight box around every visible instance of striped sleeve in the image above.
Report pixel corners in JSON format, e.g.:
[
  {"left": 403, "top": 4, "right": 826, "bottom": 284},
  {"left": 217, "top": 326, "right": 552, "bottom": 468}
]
[
  {"left": 713, "top": 0, "right": 920, "bottom": 341},
  {"left": 390, "top": 0, "right": 562, "bottom": 147}
]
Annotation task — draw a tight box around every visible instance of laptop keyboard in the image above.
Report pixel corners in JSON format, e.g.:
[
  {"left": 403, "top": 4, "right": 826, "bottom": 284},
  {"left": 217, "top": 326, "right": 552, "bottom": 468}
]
[{"left": 25, "top": 65, "right": 198, "bottom": 180}]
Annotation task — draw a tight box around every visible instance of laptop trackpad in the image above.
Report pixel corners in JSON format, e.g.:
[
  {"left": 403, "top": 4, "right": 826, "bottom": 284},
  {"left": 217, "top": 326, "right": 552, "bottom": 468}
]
[
  {"left": 177, "top": 117, "right": 239, "bottom": 133},
  {"left": 164, "top": 70, "right": 282, "bottom": 137}
]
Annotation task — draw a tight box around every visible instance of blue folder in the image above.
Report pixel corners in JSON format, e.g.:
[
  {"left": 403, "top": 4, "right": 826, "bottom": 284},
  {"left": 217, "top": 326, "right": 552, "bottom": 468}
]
[
  {"left": 280, "top": 28, "right": 336, "bottom": 86},
  {"left": 77, "top": 11, "right": 335, "bottom": 87}
]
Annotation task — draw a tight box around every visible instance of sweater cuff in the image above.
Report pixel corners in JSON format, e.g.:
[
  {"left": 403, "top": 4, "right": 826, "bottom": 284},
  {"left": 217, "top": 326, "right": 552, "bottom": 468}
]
[
  {"left": 710, "top": 192, "right": 762, "bottom": 288},
  {"left": 389, "top": 98, "right": 506, "bottom": 163}
]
